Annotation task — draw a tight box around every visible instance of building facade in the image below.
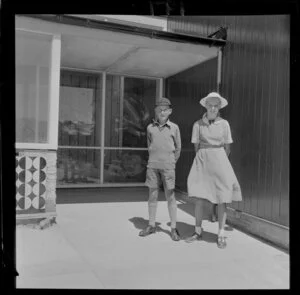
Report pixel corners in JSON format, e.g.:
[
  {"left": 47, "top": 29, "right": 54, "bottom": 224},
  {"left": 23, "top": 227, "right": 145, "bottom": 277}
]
[
  {"left": 166, "top": 15, "right": 289, "bottom": 248},
  {"left": 15, "top": 15, "right": 289, "bottom": 248},
  {"left": 15, "top": 14, "right": 224, "bottom": 223}
]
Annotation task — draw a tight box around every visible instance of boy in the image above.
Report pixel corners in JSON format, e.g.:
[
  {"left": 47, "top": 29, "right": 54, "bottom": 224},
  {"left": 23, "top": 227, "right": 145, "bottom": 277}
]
[{"left": 139, "top": 97, "right": 181, "bottom": 241}]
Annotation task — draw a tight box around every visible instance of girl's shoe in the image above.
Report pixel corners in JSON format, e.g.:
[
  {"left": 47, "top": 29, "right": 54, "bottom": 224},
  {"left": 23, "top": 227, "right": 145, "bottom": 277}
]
[
  {"left": 217, "top": 236, "right": 227, "bottom": 248},
  {"left": 185, "top": 232, "right": 202, "bottom": 243}
]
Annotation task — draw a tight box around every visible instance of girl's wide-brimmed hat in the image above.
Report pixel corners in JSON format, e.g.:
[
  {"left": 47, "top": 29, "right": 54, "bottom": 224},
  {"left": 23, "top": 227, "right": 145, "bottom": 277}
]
[{"left": 199, "top": 92, "right": 228, "bottom": 108}]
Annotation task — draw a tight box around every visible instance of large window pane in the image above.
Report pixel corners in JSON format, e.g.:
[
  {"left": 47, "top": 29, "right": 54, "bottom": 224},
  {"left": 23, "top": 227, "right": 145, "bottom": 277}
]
[
  {"left": 123, "top": 77, "right": 156, "bottom": 147},
  {"left": 16, "top": 31, "right": 52, "bottom": 143},
  {"left": 104, "top": 149, "right": 148, "bottom": 183},
  {"left": 59, "top": 71, "right": 102, "bottom": 147},
  {"left": 105, "top": 75, "right": 157, "bottom": 148},
  {"left": 57, "top": 148, "right": 101, "bottom": 185},
  {"left": 105, "top": 75, "right": 122, "bottom": 147}
]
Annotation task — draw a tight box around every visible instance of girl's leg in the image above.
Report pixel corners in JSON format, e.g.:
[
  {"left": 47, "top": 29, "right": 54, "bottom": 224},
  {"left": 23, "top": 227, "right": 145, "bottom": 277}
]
[
  {"left": 195, "top": 199, "right": 204, "bottom": 229},
  {"left": 185, "top": 198, "right": 204, "bottom": 242},
  {"left": 217, "top": 203, "right": 227, "bottom": 237},
  {"left": 216, "top": 203, "right": 227, "bottom": 248},
  {"left": 212, "top": 204, "right": 217, "bottom": 222}
]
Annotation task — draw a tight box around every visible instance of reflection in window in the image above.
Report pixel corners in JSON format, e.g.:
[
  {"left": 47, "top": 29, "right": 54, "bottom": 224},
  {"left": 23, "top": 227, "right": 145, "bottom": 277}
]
[
  {"left": 105, "top": 75, "right": 122, "bottom": 147},
  {"left": 105, "top": 75, "right": 157, "bottom": 148},
  {"left": 16, "top": 31, "right": 52, "bottom": 143},
  {"left": 104, "top": 150, "right": 148, "bottom": 183},
  {"left": 122, "top": 78, "right": 156, "bottom": 148},
  {"left": 59, "top": 86, "right": 95, "bottom": 141},
  {"left": 57, "top": 149, "right": 101, "bottom": 184},
  {"left": 58, "top": 71, "right": 102, "bottom": 147}
]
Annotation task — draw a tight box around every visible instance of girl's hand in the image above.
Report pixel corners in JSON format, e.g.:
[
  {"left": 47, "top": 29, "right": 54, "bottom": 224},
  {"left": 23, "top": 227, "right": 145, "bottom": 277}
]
[{"left": 224, "top": 144, "right": 231, "bottom": 157}]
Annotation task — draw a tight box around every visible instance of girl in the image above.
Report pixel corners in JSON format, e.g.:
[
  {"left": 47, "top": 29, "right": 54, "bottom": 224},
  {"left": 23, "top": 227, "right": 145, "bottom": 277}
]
[{"left": 185, "top": 92, "right": 242, "bottom": 248}]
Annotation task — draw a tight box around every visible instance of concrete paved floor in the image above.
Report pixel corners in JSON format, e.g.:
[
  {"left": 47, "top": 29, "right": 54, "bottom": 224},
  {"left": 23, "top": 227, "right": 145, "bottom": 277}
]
[{"left": 16, "top": 188, "right": 289, "bottom": 289}]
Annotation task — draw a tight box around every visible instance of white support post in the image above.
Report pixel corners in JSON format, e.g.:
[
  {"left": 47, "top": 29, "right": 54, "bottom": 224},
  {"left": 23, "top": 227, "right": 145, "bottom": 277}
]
[
  {"left": 48, "top": 34, "right": 61, "bottom": 150},
  {"left": 35, "top": 66, "right": 40, "bottom": 142}
]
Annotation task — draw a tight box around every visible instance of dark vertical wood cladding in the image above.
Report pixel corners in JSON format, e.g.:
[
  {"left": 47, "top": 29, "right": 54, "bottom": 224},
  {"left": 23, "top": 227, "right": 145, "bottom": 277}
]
[
  {"left": 166, "top": 16, "right": 289, "bottom": 227},
  {"left": 166, "top": 58, "right": 218, "bottom": 192}
]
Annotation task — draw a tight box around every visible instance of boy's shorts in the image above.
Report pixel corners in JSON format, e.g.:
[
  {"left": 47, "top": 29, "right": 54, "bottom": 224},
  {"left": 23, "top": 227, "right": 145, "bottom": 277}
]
[{"left": 145, "top": 168, "right": 175, "bottom": 190}]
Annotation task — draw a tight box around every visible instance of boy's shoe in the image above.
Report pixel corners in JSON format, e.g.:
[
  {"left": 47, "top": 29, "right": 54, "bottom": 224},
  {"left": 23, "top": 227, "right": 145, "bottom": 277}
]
[
  {"left": 139, "top": 225, "right": 156, "bottom": 237},
  {"left": 185, "top": 232, "right": 203, "bottom": 243},
  {"left": 217, "top": 236, "right": 227, "bottom": 249},
  {"left": 170, "top": 228, "right": 181, "bottom": 241}
]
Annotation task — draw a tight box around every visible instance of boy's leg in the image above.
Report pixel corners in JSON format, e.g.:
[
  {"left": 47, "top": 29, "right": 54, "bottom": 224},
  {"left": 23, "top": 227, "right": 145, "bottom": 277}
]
[
  {"left": 164, "top": 188, "right": 177, "bottom": 229},
  {"left": 148, "top": 187, "right": 159, "bottom": 227},
  {"left": 140, "top": 168, "right": 160, "bottom": 237},
  {"left": 161, "top": 169, "right": 180, "bottom": 241},
  {"left": 161, "top": 169, "right": 177, "bottom": 228},
  {"left": 145, "top": 168, "right": 161, "bottom": 226}
]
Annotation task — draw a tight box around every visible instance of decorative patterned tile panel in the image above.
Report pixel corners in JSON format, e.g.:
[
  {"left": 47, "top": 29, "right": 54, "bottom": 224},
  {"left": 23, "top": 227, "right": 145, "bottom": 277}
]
[
  {"left": 16, "top": 150, "right": 57, "bottom": 219},
  {"left": 16, "top": 156, "right": 47, "bottom": 214}
]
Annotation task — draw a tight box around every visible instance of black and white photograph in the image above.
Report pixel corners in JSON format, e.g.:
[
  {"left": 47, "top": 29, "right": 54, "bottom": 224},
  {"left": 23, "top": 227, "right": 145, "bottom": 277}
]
[{"left": 1, "top": 0, "right": 295, "bottom": 290}]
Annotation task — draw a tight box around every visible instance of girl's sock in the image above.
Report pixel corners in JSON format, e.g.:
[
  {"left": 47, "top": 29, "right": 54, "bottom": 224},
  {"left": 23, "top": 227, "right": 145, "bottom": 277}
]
[{"left": 195, "top": 226, "right": 202, "bottom": 235}]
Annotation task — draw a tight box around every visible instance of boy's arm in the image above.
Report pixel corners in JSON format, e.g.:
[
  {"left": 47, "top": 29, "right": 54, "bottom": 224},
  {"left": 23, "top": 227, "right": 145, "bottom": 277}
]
[{"left": 174, "top": 126, "right": 181, "bottom": 162}]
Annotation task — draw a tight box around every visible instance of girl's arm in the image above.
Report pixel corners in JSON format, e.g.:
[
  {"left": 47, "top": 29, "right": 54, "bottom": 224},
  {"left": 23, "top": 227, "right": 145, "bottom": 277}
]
[
  {"left": 224, "top": 143, "right": 231, "bottom": 157},
  {"left": 194, "top": 143, "right": 200, "bottom": 154}
]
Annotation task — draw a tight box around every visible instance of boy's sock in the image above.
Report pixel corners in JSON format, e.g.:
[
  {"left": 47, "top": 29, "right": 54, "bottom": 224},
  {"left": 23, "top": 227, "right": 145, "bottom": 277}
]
[{"left": 218, "top": 228, "right": 225, "bottom": 237}]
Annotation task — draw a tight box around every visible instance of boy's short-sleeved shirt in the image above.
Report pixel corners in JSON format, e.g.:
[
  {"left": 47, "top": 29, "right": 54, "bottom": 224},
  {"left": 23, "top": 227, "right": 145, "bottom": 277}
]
[
  {"left": 147, "top": 119, "right": 181, "bottom": 170},
  {"left": 191, "top": 115, "right": 233, "bottom": 146}
]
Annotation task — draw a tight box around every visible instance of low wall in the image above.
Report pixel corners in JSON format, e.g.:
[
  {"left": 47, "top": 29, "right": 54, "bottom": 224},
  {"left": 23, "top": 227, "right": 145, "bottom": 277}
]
[{"left": 16, "top": 150, "right": 57, "bottom": 226}]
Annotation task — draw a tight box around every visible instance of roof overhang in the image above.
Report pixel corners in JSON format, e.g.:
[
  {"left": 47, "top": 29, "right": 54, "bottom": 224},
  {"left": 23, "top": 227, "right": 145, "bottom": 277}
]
[{"left": 16, "top": 14, "right": 226, "bottom": 78}]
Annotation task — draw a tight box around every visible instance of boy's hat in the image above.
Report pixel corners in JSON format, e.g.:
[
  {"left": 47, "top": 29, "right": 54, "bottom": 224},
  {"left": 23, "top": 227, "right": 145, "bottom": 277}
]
[
  {"left": 200, "top": 92, "right": 228, "bottom": 108},
  {"left": 155, "top": 97, "right": 172, "bottom": 106}
]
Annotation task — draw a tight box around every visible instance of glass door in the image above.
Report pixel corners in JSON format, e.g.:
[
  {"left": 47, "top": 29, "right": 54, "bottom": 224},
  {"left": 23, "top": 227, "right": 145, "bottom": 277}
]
[
  {"left": 57, "top": 70, "right": 159, "bottom": 187},
  {"left": 104, "top": 75, "right": 158, "bottom": 184},
  {"left": 57, "top": 70, "right": 103, "bottom": 186}
]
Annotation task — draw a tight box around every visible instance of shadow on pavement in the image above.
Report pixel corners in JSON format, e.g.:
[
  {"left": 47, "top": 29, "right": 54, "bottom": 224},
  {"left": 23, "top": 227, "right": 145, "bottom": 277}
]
[
  {"left": 166, "top": 221, "right": 217, "bottom": 243},
  {"left": 129, "top": 217, "right": 152, "bottom": 230},
  {"left": 58, "top": 187, "right": 235, "bottom": 236},
  {"left": 128, "top": 217, "right": 218, "bottom": 243},
  {"left": 177, "top": 202, "right": 234, "bottom": 232},
  {"left": 128, "top": 217, "right": 170, "bottom": 237}
]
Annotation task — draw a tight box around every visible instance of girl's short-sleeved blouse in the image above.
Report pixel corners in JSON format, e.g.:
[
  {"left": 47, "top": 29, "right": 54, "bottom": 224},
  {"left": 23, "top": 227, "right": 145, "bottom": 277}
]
[{"left": 191, "top": 115, "right": 233, "bottom": 146}]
